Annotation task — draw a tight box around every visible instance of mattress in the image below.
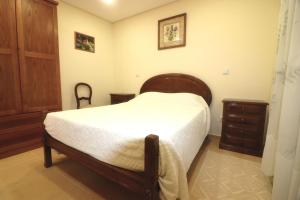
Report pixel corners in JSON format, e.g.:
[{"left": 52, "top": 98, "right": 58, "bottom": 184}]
[{"left": 44, "top": 92, "right": 210, "bottom": 200}]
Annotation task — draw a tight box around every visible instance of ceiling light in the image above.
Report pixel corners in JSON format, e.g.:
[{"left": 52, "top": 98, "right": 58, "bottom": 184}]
[{"left": 102, "top": 0, "right": 114, "bottom": 5}]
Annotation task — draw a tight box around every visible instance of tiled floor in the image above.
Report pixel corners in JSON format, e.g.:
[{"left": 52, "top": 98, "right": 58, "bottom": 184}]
[
  {"left": 188, "top": 137, "right": 272, "bottom": 200},
  {"left": 0, "top": 136, "right": 272, "bottom": 200}
]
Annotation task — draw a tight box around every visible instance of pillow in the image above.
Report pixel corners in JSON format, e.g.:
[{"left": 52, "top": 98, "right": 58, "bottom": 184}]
[{"left": 133, "top": 92, "right": 208, "bottom": 107}]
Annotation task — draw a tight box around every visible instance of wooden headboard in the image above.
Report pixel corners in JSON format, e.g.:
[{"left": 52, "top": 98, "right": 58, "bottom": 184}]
[{"left": 140, "top": 73, "right": 212, "bottom": 105}]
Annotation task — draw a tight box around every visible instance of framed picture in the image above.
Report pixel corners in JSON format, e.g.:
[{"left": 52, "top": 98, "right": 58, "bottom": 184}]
[
  {"left": 158, "top": 13, "right": 186, "bottom": 50},
  {"left": 74, "top": 32, "right": 95, "bottom": 53}
]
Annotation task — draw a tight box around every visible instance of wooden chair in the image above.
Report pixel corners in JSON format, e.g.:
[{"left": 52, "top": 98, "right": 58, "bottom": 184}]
[{"left": 74, "top": 82, "right": 93, "bottom": 109}]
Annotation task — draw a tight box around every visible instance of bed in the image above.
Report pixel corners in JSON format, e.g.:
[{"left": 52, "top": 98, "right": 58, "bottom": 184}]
[{"left": 43, "top": 73, "right": 212, "bottom": 200}]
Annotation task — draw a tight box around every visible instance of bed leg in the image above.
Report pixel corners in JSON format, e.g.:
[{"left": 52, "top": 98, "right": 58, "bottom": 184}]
[
  {"left": 144, "top": 134, "right": 160, "bottom": 200},
  {"left": 43, "top": 131, "right": 52, "bottom": 168}
]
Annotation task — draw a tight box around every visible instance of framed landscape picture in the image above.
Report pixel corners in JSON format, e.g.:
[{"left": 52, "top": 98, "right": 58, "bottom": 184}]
[
  {"left": 74, "top": 32, "right": 95, "bottom": 53},
  {"left": 158, "top": 13, "right": 186, "bottom": 50}
]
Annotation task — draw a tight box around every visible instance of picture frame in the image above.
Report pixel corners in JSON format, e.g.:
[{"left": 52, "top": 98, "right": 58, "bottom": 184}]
[
  {"left": 74, "top": 32, "right": 95, "bottom": 53},
  {"left": 158, "top": 13, "right": 187, "bottom": 50}
]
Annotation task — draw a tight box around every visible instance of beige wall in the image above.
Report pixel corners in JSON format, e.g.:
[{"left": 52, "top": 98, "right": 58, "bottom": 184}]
[
  {"left": 112, "top": 0, "right": 280, "bottom": 135},
  {"left": 57, "top": 1, "right": 115, "bottom": 110}
]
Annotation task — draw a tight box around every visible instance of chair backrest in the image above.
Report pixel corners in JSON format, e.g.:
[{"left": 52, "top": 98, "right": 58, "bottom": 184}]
[{"left": 74, "top": 82, "right": 92, "bottom": 109}]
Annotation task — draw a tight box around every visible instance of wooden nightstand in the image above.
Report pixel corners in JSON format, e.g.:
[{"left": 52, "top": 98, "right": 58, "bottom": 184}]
[
  {"left": 110, "top": 93, "right": 135, "bottom": 105},
  {"left": 219, "top": 99, "right": 268, "bottom": 157}
]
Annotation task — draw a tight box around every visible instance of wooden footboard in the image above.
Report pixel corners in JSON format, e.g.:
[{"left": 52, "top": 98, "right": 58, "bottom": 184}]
[{"left": 43, "top": 130, "right": 160, "bottom": 200}]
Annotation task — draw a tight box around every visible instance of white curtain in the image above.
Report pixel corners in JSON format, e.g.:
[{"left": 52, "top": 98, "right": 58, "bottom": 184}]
[{"left": 261, "top": 0, "right": 300, "bottom": 199}]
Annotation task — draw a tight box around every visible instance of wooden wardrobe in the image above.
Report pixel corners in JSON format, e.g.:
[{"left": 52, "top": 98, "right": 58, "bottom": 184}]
[{"left": 0, "top": 0, "right": 61, "bottom": 158}]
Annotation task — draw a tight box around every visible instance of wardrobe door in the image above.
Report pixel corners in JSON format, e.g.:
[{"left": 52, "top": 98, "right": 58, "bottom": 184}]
[
  {"left": 16, "top": 0, "right": 61, "bottom": 113},
  {"left": 0, "top": 0, "right": 22, "bottom": 117}
]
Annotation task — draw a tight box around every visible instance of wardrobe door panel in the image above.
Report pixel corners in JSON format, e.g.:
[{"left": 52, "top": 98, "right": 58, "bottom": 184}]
[
  {"left": 22, "top": 0, "right": 55, "bottom": 54},
  {"left": 17, "top": 0, "right": 61, "bottom": 112},
  {"left": 0, "top": 1, "right": 13, "bottom": 49},
  {"left": 23, "top": 58, "right": 59, "bottom": 111},
  {"left": 0, "top": 0, "right": 22, "bottom": 117}
]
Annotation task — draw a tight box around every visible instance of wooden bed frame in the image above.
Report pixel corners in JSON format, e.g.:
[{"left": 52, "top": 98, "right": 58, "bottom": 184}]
[{"left": 43, "top": 73, "right": 212, "bottom": 200}]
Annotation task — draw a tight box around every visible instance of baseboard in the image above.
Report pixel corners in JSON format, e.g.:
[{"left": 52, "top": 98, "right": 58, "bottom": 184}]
[{"left": 208, "top": 133, "right": 221, "bottom": 137}]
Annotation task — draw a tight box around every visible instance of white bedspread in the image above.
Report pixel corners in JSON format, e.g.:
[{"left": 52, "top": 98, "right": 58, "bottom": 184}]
[{"left": 44, "top": 92, "right": 210, "bottom": 200}]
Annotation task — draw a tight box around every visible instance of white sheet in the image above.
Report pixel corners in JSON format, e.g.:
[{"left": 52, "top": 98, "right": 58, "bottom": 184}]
[{"left": 44, "top": 92, "right": 210, "bottom": 200}]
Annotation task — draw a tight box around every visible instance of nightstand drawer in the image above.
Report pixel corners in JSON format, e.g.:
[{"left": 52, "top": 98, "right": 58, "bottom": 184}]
[
  {"left": 110, "top": 93, "right": 135, "bottom": 104},
  {"left": 223, "top": 134, "right": 259, "bottom": 149},
  {"left": 224, "top": 122, "right": 259, "bottom": 139},
  {"left": 225, "top": 102, "right": 266, "bottom": 115},
  {"left": 225, "top": 114, "right": 261, "bottom": 125}
]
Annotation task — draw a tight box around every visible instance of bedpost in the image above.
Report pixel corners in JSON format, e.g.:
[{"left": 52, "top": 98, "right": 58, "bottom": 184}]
[
  {"left": 144, "top": 134, "right": 159, "bottom": 200},
  {"left": 43, "top": 130, "right": 52, "bottom": 168}
]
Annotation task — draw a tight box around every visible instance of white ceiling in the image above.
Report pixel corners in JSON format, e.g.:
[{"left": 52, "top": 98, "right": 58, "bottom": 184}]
[{"left": 61, "top": 0, "right": 178, "bottom": 22}]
